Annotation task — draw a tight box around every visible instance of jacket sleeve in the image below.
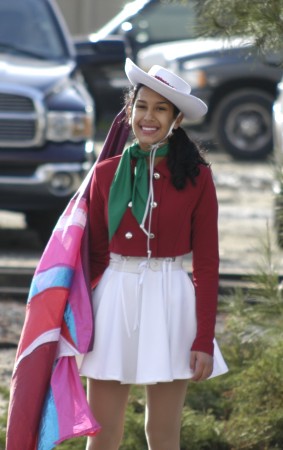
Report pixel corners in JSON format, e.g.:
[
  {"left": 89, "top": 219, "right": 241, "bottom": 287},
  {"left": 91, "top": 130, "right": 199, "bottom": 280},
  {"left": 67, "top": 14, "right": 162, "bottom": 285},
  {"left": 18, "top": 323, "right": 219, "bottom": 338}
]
[
  {"left": 88, "top": 166, "right": 110, "bottom": 288},
  {"left": 190, "top": 167, "right": 219, "bottom": 356}
]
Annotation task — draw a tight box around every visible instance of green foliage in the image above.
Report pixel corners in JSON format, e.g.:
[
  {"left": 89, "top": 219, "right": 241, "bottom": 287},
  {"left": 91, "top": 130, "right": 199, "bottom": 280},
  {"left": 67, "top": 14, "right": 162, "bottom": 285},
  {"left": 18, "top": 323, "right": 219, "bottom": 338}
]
[
  {"left": 0, "top": 386, "right": 9, "bottom": 448},
  {"left": 57, "top": 437, "right": 85, "bottom": 449},
  {"left": 225, "top": 341, "right": 283, "bottom": 449},
  {"left": 185, "top": 374, "right": 231, "bottom": 420},
  {"left": 0, "top": 410, "right": 7, "bottom": 449},
  {"left": 195, "top": 0, "right": 283, "bottom": 54},
  {"left": 180, "top": 407, "right": 230, "bottom": 450},
  {"left": 218, "top": 226, "right": 283, "bottom": 449}
]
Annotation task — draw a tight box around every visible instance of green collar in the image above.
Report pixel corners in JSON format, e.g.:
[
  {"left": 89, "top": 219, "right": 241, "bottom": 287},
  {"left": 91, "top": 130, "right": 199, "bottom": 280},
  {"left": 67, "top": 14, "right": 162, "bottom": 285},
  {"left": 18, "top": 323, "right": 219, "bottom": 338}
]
[{"left": 108, "top": 143, "right": 169, "bottom": 240}]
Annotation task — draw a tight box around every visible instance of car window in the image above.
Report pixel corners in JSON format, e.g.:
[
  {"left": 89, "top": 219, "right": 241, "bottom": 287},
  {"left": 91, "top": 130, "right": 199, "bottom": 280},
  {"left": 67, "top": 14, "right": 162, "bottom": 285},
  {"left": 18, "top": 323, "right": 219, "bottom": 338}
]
[
  {"left": 128, "top": 1, "right": 200, "bottom": 45},
  {"left": 0, "top": 0, "right": 68, "bottom": 60}
]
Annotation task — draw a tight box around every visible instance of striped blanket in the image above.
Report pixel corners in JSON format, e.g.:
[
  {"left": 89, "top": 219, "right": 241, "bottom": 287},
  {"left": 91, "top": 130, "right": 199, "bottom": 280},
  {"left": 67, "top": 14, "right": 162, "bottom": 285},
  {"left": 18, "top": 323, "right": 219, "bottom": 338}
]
[{"left": 6, "top": 109, "right": 129, "bottom": 450}]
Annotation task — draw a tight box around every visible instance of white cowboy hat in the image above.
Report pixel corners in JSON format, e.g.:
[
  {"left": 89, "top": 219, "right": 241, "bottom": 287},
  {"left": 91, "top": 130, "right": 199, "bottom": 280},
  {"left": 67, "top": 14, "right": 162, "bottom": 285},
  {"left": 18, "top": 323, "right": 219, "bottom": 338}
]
[{"left": 125, "top": 58, "right": 207, "bottom": 121}]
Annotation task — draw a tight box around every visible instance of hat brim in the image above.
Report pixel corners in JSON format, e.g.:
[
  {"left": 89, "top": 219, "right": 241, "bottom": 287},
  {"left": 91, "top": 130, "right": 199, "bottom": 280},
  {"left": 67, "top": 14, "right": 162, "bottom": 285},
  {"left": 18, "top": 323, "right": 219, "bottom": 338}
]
[{"left": 125, "top": 58, "right": 207, "bottom": 121}]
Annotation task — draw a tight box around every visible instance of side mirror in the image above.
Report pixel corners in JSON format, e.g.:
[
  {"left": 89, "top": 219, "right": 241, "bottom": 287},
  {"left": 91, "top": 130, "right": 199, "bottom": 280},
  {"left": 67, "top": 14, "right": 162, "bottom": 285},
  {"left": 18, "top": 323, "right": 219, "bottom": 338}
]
[{"left": 74, "top": 35, "right": 128, "bottom": 66}]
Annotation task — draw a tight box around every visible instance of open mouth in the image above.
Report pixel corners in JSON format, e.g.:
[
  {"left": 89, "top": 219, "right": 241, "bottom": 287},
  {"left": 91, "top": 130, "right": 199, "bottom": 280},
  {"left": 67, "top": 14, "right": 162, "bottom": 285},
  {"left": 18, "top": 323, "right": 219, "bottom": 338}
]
[{"left": 141, "top": 126, "right": 159, "bottom": 134}]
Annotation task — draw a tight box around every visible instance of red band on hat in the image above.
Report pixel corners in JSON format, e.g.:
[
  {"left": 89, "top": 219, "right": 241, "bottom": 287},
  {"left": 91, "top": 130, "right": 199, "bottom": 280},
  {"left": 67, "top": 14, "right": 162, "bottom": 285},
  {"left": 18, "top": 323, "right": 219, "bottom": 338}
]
[{"left": 154, "top": 75, "right": 175, "bottom": 89}]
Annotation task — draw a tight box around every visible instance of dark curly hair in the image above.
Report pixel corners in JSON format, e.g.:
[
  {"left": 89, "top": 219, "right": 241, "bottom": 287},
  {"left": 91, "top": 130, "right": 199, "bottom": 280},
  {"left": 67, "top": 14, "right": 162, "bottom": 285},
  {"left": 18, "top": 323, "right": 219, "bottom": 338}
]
[{"left": 124, "top": 84, "right": 209, "bottom": 189}]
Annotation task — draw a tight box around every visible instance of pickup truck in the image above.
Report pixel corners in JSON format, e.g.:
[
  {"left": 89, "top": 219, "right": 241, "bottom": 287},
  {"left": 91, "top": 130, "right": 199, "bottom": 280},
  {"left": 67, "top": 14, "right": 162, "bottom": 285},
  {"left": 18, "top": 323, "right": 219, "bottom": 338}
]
[
  {"left": 138, "top": 39, "right": 283, "bottom": 159},
  {"left": 0, "top": 0, "right": 126, "bottom": 242}
]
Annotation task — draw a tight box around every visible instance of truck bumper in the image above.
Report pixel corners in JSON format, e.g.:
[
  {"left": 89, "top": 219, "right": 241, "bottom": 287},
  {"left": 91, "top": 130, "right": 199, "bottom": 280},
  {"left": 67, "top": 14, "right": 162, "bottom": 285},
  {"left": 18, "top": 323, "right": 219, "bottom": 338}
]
[{"left": 0, "top": 161, "right": 92, "bottom": 211}]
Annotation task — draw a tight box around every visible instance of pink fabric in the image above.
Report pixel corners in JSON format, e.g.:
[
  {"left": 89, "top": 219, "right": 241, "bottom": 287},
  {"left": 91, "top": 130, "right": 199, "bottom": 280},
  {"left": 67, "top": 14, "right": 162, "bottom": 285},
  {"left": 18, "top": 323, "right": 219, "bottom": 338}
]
[{"left": 53, "top": 358, "right": 101, "bottom": 444}]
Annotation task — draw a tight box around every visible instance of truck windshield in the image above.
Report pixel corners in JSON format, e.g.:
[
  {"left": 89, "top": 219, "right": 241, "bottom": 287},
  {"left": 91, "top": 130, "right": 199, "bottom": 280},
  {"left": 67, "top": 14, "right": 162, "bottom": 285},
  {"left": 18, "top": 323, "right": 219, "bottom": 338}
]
[
  {"left": 0, "top": 0, "right": 69, "bottom": 60},
  {"left": 95, "top": 0, "right": 204, "bottom": 44}
]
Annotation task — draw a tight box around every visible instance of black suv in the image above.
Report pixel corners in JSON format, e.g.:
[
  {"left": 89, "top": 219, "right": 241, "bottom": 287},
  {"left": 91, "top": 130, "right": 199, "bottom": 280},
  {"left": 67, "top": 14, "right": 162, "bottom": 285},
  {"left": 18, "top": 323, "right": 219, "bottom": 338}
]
[{"left": 0, "top": 0, "right": 125, "bottom": 241}]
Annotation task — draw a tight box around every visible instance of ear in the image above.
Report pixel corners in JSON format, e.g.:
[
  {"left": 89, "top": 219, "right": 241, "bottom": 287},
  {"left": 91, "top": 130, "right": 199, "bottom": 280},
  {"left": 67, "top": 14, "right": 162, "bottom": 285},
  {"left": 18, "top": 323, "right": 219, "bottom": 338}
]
[{"left": 174, "top": 112, "right": 184, "bottom": 129}]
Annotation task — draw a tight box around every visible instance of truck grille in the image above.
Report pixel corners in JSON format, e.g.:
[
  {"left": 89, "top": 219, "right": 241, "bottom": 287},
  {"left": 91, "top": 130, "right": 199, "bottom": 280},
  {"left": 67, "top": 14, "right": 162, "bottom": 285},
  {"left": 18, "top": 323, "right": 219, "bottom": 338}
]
[
  {"left": 0, "top": 119, "right": 36, "bottom": 141},
  {"left": 0, "top": 90, "right": 44, "bottom": 147},
  {"left": 0, "top": 93, "right": 34, "bottom": 113}
]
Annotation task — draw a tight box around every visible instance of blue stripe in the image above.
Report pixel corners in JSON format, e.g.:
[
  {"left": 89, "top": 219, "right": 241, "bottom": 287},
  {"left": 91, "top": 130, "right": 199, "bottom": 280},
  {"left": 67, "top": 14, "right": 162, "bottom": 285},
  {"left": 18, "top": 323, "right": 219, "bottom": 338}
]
[
  {"left": 64, "top": 302, "right": 78, "bottom": 346},
  {"left": 37, "top": 386, "right": 59, "bottom": 450},
  {"left": 28, "top": 266, "right": 74, "bottom": 302}
]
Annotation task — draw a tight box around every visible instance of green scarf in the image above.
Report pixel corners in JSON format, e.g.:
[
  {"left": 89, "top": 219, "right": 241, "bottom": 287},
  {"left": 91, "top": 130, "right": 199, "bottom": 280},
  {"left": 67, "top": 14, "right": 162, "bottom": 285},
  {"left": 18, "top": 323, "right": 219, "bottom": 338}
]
[{"left": 108, "top": 142, "right": 169, "bottom": 240}]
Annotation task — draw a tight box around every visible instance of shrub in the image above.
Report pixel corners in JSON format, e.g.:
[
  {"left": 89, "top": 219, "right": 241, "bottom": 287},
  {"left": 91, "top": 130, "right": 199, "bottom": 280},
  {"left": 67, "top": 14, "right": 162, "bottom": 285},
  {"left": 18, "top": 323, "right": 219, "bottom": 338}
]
[
  {"left": 180, "top": 407, "right": 230, "bottom": 450},
  {"left": 225, "top": 341, "right": 283, "bottom": 449}
]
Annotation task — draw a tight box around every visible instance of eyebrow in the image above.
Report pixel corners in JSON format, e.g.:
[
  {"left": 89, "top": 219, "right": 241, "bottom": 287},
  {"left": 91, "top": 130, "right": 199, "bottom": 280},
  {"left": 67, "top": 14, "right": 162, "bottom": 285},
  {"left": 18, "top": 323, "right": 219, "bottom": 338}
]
[{"left": 135, "top": 99, "right": 170, "bottom": 105}]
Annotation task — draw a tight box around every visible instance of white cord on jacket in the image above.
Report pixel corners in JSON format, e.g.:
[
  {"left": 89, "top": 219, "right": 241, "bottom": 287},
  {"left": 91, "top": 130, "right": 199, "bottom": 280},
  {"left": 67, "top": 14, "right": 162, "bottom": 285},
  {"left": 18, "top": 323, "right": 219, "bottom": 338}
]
[{"left": 139, "top": 115, "right": 180, "bottom": 258}]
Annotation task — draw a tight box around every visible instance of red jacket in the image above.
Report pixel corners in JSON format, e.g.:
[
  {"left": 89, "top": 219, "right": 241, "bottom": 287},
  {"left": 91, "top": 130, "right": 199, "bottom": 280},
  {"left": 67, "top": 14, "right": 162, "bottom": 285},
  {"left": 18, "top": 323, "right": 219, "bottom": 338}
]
[{"left": 89, "top": 154, "right": 219, "bottom": 355}]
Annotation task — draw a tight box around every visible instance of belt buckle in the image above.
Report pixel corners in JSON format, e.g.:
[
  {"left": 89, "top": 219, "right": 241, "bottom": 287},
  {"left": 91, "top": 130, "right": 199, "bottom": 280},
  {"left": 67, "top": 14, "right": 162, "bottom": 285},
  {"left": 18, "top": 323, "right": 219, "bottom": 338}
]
[{"left": 150, "top": 260, "right": 160, "bottom": 271}]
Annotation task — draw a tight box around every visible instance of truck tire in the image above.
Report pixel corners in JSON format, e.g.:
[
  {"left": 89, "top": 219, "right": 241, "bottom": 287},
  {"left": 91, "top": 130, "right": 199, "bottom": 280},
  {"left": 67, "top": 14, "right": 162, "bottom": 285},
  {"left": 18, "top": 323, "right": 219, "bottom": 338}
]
[
  {"left": 25, "top": 210, "right": 61, "bottom": 245},
  {"left": 214, "top": 89, "right": 274, "bottom": 160}
]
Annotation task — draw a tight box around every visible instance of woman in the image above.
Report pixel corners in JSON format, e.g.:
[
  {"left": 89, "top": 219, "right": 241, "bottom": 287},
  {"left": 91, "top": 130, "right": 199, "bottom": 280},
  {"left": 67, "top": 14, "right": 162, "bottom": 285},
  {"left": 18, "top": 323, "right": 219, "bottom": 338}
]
[{"left": 79, "top": 58, "right": 228, "bottom": 450}]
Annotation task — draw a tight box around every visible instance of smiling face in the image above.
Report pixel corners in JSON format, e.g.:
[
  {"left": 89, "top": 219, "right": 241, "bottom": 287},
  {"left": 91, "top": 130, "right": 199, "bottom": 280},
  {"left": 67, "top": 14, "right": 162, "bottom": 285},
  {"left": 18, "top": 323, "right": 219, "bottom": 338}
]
[{"left": 131, "top": 86, "right": 183, "bottom": 151}]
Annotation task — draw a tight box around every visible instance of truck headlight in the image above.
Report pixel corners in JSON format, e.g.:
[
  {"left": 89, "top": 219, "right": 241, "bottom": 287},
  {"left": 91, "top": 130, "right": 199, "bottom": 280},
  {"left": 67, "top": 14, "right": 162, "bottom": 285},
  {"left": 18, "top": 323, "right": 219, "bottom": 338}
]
[
  {"left": 47, "top": 110, "right": 94, "bottom": 142},
  {"left": 180, "top": 67, "right": 207, "bottom": 89}
]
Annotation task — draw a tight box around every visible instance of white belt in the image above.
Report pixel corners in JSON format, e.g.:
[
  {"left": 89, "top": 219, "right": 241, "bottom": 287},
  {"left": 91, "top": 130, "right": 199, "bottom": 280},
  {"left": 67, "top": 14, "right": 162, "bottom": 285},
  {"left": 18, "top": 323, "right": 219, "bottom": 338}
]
[{"left": 109, "top": 252, "right": 183, "bottom": 273}]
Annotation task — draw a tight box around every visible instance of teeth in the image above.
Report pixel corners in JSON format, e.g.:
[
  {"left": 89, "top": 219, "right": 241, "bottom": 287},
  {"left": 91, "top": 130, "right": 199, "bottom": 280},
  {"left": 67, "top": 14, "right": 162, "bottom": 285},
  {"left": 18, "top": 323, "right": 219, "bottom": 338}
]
[{"left": 142, "top": 127, "right": 157, "bottom": 131}]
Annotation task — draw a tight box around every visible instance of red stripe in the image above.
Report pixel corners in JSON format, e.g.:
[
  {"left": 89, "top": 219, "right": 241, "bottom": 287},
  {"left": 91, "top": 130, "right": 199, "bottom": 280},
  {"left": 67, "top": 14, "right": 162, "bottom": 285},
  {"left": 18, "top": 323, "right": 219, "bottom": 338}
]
[
  {"left": 6, "top": 343, "right": 57, "bottom": 450},
  {"left": 154, "top": 75, "right": 175, "bottom": 88},
  {"left": 17, "top": 287, "right": 69, "bottom": 357}
]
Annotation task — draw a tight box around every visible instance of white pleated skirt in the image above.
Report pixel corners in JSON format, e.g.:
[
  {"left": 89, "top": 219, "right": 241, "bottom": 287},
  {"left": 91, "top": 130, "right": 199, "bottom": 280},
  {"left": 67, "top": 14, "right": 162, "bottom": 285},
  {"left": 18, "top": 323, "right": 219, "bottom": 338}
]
[{"left": 79, "top": 253, "right": 228, "bottom": 384}]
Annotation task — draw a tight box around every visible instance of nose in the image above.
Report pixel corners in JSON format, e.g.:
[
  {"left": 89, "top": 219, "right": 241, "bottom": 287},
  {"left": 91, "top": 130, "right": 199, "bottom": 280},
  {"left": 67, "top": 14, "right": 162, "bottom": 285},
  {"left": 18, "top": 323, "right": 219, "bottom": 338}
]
[{"left": 144, "top": 108, "right": 154, "bottom": 121}]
